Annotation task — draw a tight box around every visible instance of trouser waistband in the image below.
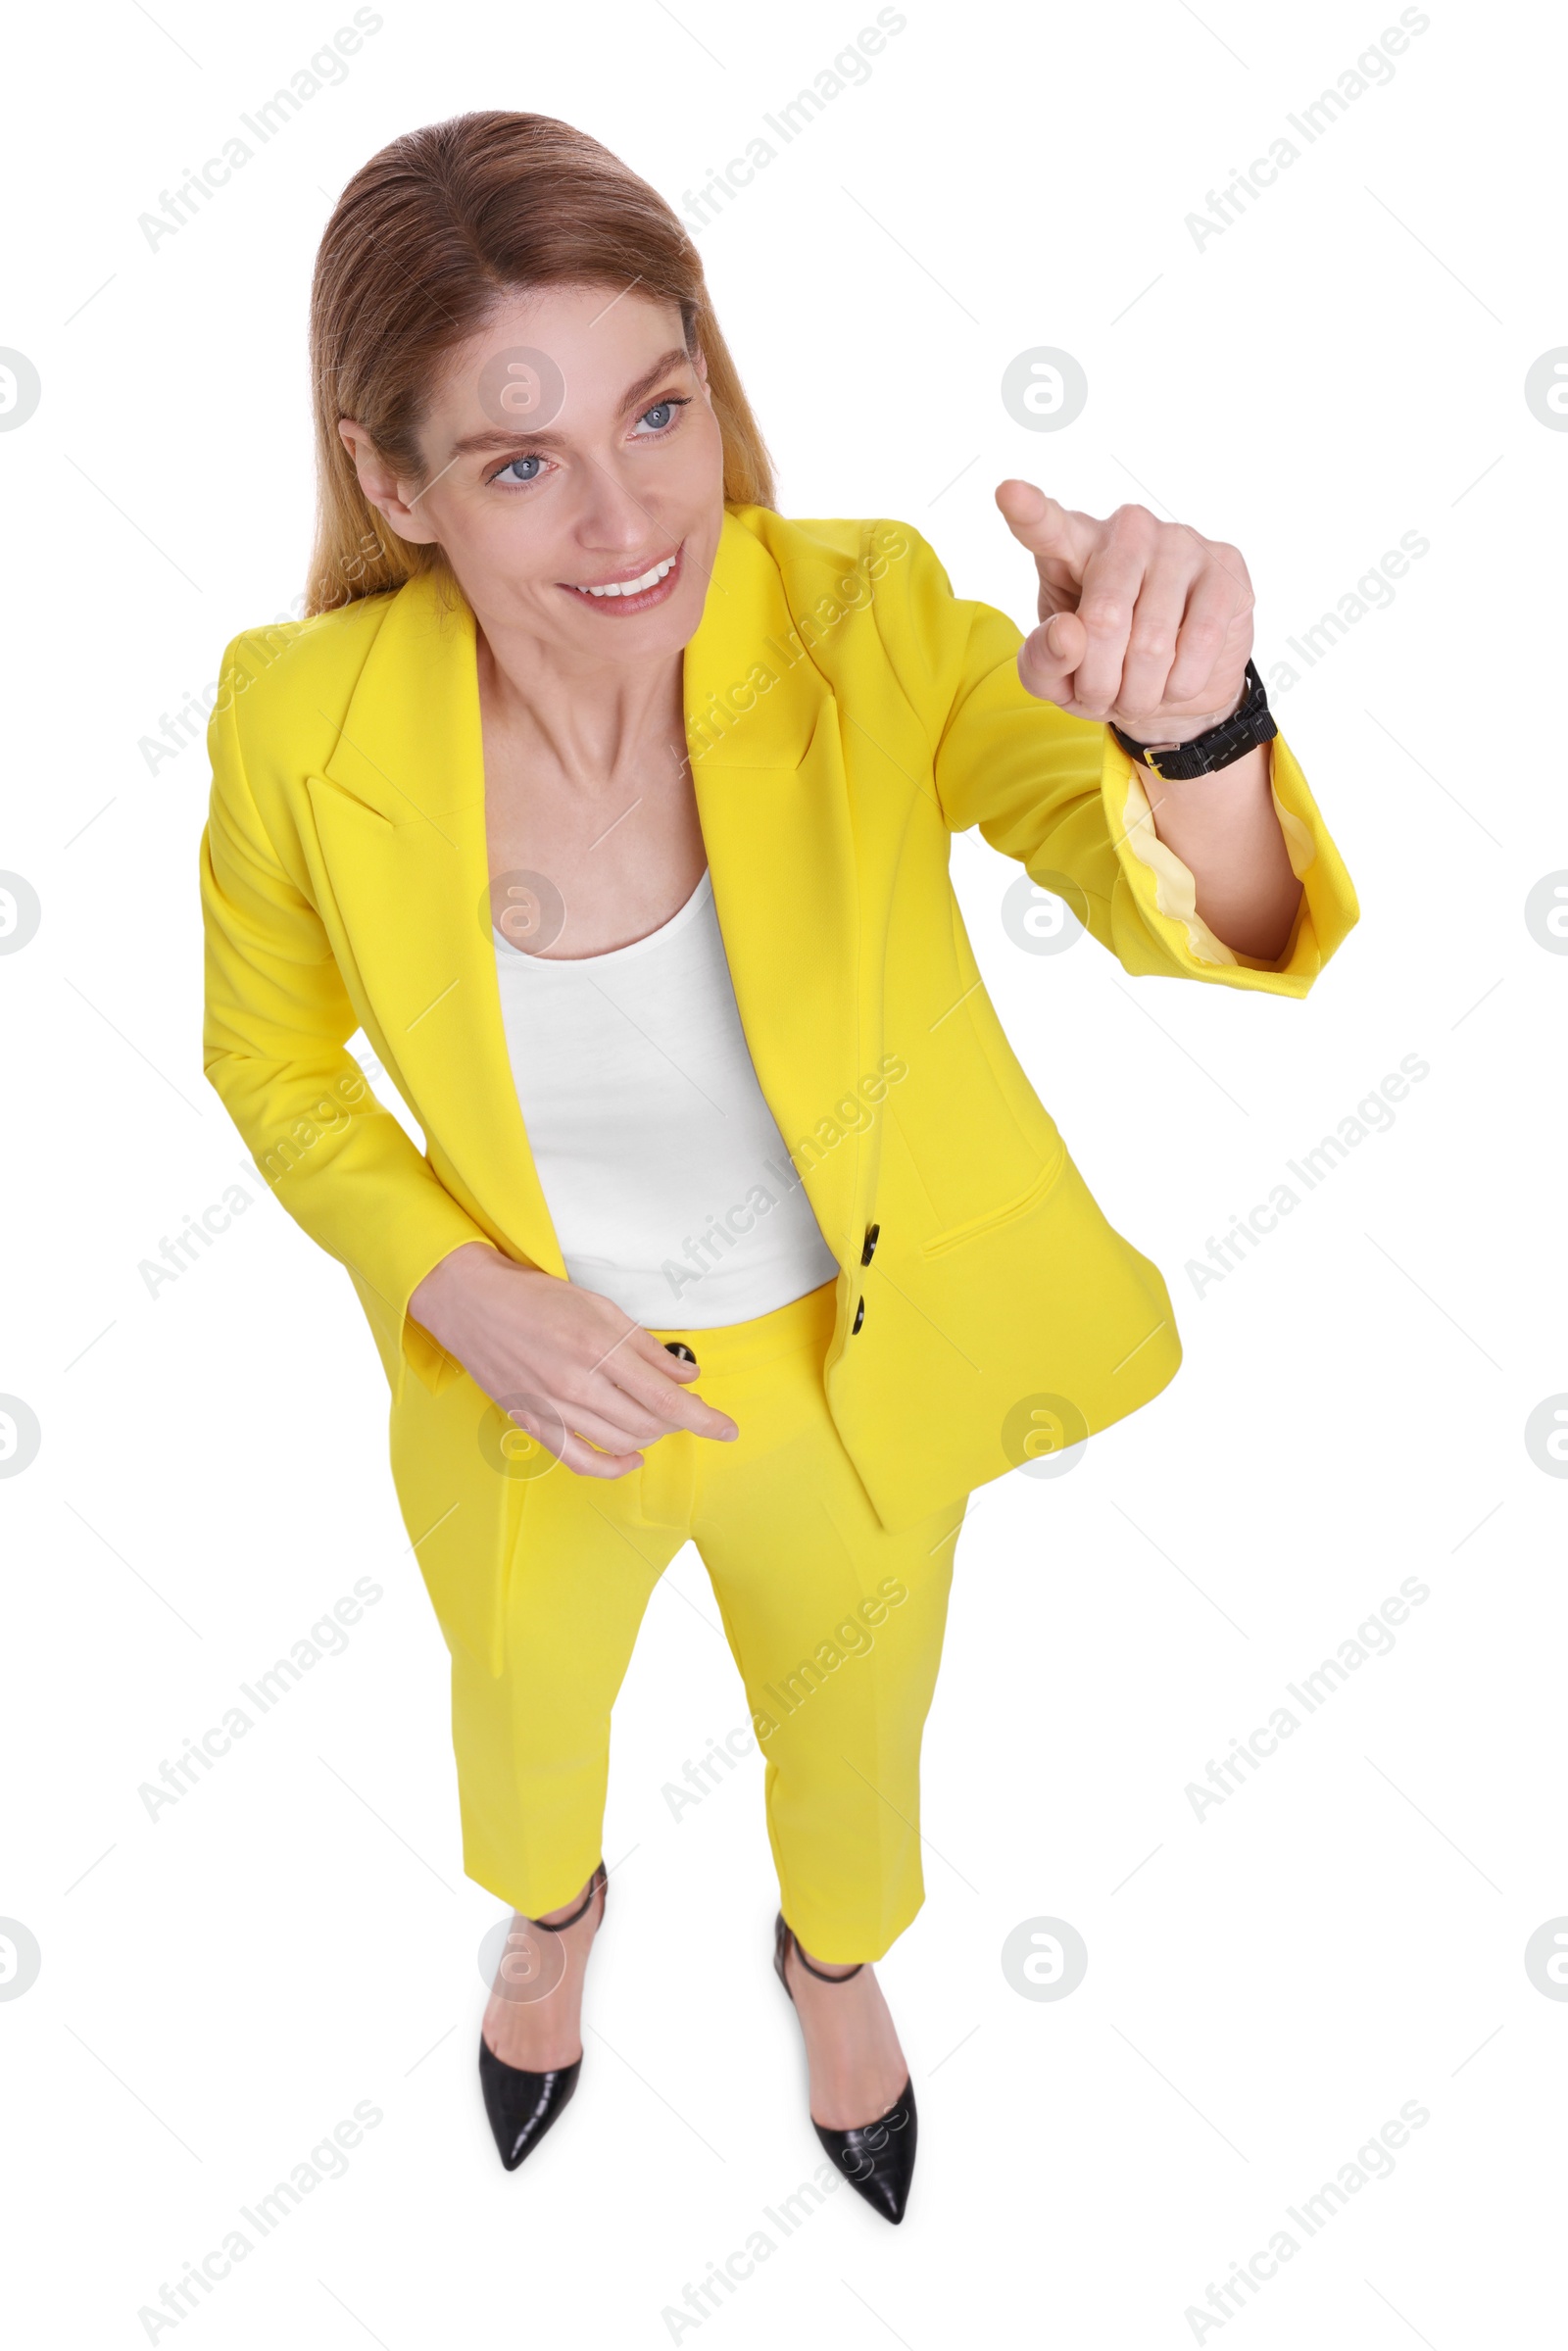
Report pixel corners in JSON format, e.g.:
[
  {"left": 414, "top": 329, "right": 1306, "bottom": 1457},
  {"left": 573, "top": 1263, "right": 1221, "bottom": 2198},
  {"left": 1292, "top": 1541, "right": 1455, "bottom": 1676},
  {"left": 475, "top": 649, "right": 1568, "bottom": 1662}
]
[{"left": 643, "top": 1276, "right": 839, "bottom": 1376}]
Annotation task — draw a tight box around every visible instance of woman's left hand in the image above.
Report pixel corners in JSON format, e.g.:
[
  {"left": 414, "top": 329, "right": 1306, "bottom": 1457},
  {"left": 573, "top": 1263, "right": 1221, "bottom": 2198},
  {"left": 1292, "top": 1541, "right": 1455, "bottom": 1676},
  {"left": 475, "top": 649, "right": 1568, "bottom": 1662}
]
[{"left": 996, "top": 478, "right": 1254, "bottom": 745}]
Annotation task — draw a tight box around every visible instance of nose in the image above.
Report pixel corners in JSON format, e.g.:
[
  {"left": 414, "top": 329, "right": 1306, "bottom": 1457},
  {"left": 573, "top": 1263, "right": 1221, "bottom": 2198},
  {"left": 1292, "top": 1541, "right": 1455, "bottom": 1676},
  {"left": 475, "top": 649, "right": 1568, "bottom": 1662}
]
[{"left": 569, "top": 461, "right": 662, "bottom": 559}]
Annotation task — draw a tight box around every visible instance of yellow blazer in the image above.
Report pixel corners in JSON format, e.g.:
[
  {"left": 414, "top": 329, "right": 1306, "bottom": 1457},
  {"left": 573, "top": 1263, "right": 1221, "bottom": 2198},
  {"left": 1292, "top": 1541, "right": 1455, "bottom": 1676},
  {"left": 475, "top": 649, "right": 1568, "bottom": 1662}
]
[{"left": 201, "top": 506, "right": 1357, "bottom": 1671}]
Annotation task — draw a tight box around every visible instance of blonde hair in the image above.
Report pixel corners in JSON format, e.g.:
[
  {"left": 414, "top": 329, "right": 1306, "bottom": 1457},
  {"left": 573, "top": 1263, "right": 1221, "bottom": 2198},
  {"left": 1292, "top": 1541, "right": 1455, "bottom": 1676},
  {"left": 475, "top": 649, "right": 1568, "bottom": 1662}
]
[{"left": 306, "top": 110, "right": 775, "bottom": 616}]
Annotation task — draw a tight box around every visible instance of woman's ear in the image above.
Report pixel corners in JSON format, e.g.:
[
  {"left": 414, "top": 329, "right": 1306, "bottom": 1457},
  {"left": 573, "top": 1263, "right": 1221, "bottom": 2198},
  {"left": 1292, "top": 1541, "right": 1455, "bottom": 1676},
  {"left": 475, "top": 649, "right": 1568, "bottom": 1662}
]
[{"left": 337, "top": 417, "right": 440, "bottom": 546}]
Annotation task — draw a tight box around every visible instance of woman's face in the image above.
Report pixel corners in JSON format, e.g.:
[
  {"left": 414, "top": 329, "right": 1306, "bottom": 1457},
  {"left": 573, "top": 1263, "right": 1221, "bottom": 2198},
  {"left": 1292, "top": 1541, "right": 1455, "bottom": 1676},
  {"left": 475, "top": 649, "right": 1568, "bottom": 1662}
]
[{"left": 340, "top": 283, "right": 726, "bottom": 667}]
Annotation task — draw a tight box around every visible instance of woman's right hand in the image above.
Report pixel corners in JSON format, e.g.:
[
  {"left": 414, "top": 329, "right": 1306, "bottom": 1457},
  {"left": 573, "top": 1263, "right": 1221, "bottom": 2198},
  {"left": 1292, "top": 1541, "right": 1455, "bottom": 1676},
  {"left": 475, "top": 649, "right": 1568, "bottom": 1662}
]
[{"left": 406, "top": 1242, "right": 738, "bottom": 1478}]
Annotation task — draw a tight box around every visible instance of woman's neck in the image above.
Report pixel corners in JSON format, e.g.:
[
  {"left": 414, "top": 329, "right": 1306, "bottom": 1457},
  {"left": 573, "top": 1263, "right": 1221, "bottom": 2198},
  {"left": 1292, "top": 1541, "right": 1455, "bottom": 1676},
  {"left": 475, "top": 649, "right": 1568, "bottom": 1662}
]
[{"left": 475, "top": 611, "right": 687, "bottom": 797}]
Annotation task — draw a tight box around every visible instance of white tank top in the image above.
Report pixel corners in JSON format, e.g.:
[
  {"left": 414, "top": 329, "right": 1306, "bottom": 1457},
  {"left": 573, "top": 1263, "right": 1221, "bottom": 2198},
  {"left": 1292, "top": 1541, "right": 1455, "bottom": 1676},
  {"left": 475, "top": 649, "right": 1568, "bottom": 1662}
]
[{"left": 492, "top": 868, "right": 840, "bottom": 1327}]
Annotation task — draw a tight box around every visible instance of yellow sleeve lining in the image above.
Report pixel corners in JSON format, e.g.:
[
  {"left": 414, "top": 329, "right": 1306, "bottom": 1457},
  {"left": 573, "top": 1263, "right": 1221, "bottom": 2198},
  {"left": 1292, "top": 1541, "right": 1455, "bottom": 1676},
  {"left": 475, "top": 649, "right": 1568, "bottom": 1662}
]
[{"left": 1115, "top": 750, "right": 1319, "bottom": 967}]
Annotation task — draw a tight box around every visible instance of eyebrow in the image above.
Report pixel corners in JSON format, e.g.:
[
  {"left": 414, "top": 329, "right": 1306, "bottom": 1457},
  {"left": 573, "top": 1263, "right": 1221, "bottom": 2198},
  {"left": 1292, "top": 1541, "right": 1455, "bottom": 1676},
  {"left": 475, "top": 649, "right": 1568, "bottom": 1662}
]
[{"left": 445, "top": 347, "right": 694, "bottom": 459}]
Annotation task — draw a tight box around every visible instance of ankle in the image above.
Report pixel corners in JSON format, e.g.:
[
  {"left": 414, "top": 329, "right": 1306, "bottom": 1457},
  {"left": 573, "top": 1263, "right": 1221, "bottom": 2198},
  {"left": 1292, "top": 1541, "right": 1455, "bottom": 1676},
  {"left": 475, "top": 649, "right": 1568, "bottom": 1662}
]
[
  {"left": 530, "top": 1862, "right": 605, "bottom": 1932},
  {"left": 534, "top": 1878, "right": 594, "bottom": 1930},
  {"left": 791, "top": 1935, "right": 865, "bottom": 1984}
]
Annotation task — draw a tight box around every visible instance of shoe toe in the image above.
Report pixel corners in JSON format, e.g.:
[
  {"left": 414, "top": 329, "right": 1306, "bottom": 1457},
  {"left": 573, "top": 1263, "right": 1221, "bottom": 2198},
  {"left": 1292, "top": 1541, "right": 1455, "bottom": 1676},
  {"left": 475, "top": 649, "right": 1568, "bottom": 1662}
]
[
  {"left": 478, "top": 2036, "right": 583, "bottom": 2172},
  {"left": 812, "top": 2080, "right": 917, "bottom": 2224}
]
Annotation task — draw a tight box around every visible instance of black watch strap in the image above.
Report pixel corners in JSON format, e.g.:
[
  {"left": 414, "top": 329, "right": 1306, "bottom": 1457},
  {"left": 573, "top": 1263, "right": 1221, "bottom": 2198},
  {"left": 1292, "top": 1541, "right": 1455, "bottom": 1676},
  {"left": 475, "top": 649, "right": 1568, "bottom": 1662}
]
[{"left": 1110, "top": 659, "right": 1277, "bottom": 780}]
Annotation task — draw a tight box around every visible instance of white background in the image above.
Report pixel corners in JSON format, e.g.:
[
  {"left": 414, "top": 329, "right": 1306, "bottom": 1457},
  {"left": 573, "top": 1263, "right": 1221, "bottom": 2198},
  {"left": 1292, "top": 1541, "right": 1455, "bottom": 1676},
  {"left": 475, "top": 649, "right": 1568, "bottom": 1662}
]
[{"left": 3, "top": 0, "right": 1563, "bottom": 2342}]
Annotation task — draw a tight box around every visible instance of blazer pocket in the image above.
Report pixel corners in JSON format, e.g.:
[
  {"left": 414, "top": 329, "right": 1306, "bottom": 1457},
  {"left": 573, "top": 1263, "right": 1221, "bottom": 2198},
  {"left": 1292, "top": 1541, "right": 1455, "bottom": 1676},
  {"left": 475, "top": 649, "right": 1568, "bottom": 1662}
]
[{"left": 919, "top": 1143, "right": 1068, "bottom": 1259}]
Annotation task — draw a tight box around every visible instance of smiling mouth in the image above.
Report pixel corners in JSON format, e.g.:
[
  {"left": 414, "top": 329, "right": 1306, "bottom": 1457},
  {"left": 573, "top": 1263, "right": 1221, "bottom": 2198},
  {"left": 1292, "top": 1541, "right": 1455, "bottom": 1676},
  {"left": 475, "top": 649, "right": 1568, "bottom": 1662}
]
[{"left": 563, "top": 544, "right": 683, "bottom": 611}]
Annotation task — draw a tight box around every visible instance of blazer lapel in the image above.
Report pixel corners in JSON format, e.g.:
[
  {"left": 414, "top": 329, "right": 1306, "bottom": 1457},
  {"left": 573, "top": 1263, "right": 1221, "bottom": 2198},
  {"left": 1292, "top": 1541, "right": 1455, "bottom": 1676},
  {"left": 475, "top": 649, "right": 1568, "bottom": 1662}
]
[
  {"left": 308, "top": 576, "right": 569, "bottom": 1278},
  {"left": 307, "top": 511, "right": 865, "bottom": 1279}
]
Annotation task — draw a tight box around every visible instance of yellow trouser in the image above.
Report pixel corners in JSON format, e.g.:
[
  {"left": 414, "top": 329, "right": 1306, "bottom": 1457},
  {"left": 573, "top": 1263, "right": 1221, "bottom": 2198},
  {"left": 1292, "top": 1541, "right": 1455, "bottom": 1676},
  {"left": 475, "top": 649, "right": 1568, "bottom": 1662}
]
[{"left": 449, "top": 1277, "right": 965, "bottom": 1963}]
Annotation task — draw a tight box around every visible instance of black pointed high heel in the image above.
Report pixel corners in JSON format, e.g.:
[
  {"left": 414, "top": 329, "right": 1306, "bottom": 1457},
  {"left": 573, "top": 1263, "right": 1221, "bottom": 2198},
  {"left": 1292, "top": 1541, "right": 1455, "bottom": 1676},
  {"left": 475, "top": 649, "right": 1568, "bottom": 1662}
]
[
  {"left": 478, "top": 1860, "right": 607, "bottom": 2172},
  {"left": 772, "top": 1912, "right": 917, "bottom": 2225}
]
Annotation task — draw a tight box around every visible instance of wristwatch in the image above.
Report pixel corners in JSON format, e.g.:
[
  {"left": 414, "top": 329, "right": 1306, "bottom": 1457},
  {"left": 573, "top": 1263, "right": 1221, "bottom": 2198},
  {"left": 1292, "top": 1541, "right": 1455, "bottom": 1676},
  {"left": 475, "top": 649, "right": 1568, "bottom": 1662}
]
[{"left": 1109, "top": 659, "right": 1277, "bottom": 781}]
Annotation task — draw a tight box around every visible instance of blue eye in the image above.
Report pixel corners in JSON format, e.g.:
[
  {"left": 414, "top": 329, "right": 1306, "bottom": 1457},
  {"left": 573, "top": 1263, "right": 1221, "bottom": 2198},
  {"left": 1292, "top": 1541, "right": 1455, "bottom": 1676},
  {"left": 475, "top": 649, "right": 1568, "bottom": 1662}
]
[
  {"left": 634, "top": 396, "right": 690, "bottom": 434},
  {"left": 495, "top": 454, "right": 545, "bottom": 485}
]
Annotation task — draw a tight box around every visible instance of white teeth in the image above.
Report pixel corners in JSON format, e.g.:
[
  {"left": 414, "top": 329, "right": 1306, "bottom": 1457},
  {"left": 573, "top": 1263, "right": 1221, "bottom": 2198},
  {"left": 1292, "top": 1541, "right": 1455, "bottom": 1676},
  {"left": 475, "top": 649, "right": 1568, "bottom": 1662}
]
[{"left": 574, "top": 554, "right": 677, "bottom": 598}]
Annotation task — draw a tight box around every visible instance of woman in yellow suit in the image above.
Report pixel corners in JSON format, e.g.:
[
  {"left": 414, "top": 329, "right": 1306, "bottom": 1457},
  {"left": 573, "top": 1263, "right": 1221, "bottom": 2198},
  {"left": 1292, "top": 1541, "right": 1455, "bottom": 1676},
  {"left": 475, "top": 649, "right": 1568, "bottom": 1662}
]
[{"left": 200, "top": 112, "right": 1355, "bottom": 2221}]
